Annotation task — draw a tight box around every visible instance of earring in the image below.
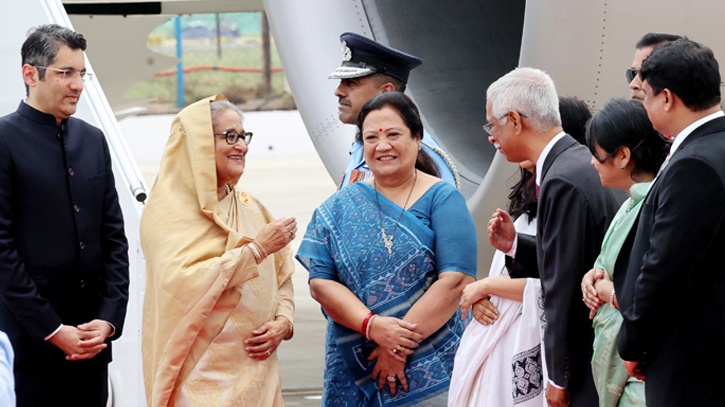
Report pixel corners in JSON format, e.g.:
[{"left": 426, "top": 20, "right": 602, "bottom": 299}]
[
  {"left": 418, "top": 143, "right": 422, "bottom": 151},
  {"left": 620, "top": 165, "right": 626, "bottom": 169}
]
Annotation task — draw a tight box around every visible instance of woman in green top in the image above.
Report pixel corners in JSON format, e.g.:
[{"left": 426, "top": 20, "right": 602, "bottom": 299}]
[{"left": 580, "top": 98, "right": 669, "bottom": 407}]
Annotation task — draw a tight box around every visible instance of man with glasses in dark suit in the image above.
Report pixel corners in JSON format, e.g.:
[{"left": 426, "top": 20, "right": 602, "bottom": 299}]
[
  {"left": 0, "top": 24, "right": 129, "bottom": 407},
  {"left": 486, "top": 67, "right": 621, "bottom": 407}
]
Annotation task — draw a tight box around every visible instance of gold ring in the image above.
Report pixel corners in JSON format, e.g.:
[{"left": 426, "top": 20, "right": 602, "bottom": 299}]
[
  {"left": 396, "top": 345, "right": 404, "bottom": 351},
  {"left": 387, "top": 376, "right": 396, "bottom": 382}
]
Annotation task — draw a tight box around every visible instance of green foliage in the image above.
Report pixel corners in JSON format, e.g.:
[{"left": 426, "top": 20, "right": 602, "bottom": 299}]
[{"left": 125, "top": 12, "right": 286, "bottom": 106}]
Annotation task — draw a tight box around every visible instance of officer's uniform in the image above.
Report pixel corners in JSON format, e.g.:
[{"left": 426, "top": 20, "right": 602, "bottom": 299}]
[{"left": 330, "top": 32, "right": 460, "bottom": 189}]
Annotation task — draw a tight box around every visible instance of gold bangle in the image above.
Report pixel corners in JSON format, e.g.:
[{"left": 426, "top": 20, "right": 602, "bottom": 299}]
[
  {"left": 248, "top": 241, "right": 263, "bottom": 264},
  {"left": 609, "top": 288, "right": 617, "bottom": 309},
  {"left": 251, "top": 240, "right": 268, "bottom": 260}
]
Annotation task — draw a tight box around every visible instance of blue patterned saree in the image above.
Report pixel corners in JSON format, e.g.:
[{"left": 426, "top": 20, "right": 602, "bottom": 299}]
[{"left": 297, "top": 182, "right": 476, "bottom": 407}]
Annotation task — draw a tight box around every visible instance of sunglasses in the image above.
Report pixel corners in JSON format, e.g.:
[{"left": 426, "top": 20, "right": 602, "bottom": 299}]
[{"left": 626, "top": 68, "right": 638, "bottom": 84}]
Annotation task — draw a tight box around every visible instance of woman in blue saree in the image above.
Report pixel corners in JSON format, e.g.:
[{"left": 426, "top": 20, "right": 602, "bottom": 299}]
[
  {"left": 297, "top": 92, "right": 477, "bottom": 407},
  {"left": 580, "top": 98, "right": 669, "bottom": 407}
]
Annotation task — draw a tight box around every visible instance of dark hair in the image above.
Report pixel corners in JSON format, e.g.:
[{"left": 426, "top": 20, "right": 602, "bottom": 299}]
[
  {"left": 508, "top": 168, "right": 537, "bottom": 222},
  {"left": 635, "top": 32, "right": 682, "bottom": 49},
  {"left": 370, "top": 73, "right": 407, "bottom": 93},
  {"left": 357, "top": 92, "right": 440, "bottom": 177},
  {"left": 586, "top": 98, "right": 669, "bottom": 178},
  {"left": 21, "top": 24, "right": 87, "bottom": 95},
  {"left": 559, "top": 96, "right": 592, "bottom": 145},
  {"left": 639, "top": 38, "right": 721, "bottom": 111}
]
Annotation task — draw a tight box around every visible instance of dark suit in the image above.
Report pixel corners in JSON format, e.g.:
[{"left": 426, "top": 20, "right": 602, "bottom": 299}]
[
  {"left": 0, "top": 102, "right": 129, "bottom": 405},
  {"left": 618, "top": 115, "right": 725, "bottom": 407},
  {"left": 507, "top": 135, "right": 622, "bottom": 405}
]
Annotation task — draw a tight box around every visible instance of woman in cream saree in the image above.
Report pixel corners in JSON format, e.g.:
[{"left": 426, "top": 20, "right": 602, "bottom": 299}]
[{"left": 141, "top": 96, "right": 296, "bottom": 407}]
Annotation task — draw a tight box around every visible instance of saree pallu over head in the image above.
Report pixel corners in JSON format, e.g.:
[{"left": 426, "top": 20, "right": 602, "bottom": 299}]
[
  {"left": 297, "top": 183, "right": 466, "bottom": 407},
  {"left": 140, "top": 95, "right": 294, "bottom": 407}
]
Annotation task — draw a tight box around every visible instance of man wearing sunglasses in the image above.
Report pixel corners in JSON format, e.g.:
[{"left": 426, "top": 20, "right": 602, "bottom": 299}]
[
  {"left": 0, "top": 25, "right": 129, "bottom": 407},
  {"left": 617, "top": 38, "right": 725, "bottom": 407},
  {"left": 627, "top": 33, "right": 681, "bottom": 103}
]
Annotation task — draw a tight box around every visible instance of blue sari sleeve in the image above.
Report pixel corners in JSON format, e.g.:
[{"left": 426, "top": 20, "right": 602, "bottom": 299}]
[
  {"left": 430, "top": 184, "right": 478, "bottom": 277},
  {"left": 295, "top": 207, "right": 339, "bottom": 281}
]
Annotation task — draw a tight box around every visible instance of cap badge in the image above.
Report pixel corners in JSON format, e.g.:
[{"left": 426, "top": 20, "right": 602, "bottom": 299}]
[{"left": 342, "top": 41, "right": 352, "bottom": 62}]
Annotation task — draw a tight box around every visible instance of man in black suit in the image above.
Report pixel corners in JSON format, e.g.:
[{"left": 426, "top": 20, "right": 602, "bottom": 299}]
[
  {"left": 485, "top": 67, "right": 621, "bottom": 407},
  {"left": 0, "top": 25, "right": 129, "bottom": 406},
  {"left": 617, "top": 38, "right": 725, "bottom": 407}
]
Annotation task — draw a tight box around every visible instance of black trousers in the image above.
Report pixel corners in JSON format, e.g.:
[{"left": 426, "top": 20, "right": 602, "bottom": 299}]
[{"left": 15, "top": 358, "right": 108, "bottom": 407}]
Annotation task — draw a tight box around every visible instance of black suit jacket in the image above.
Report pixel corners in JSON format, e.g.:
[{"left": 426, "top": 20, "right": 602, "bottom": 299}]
[
  {"left": 618, "top": 115, "right": 725, "bottom": 407},
  {"left": 507, "top": 135, "right": 622, "bottom": 405},
  {"left": 0, "top": 102, "right": 129, "bottom": 366}
]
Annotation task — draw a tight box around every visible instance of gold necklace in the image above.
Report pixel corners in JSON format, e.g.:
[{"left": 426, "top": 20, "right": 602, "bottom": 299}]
[{"left": 374, "top": 171, "right": 417, "bottom": 258}]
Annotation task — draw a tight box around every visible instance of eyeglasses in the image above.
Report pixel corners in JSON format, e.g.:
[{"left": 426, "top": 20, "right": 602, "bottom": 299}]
[
  {"left": 35, "top": 66, "right": 93, "bottom": 82},
  {"left": 482, "top": 112, "right": 528, "bottom": 135},
  {"left": 626, "top": 68, "right": 638, "bottom": 83},
  {"left": 215, "top": 131, "right": 253, "bottom": 146}
]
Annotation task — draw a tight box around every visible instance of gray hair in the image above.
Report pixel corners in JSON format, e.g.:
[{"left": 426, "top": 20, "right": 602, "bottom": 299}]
[
  {"left": 210, "top": 99, "right": 245, "bottom": 127},
  {"left": 21, "top": 24, "right": 87, "bottom": 95},
  {"left": 486, "top": 67, "right": 561, "bottom": 133}
]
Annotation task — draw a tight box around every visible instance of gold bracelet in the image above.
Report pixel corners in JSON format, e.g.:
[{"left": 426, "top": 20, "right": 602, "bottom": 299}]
[
  {"left": 250, "top": 240, "right": 268, "bottom": 260},
  {"left": 609, "top": 288, "right": 617, "bottom": 309},
  {"left": 248, "top": 241, "right": 263, "bottom": 264}
]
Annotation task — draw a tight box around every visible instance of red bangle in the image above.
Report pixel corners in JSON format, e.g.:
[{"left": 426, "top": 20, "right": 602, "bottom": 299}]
[{"left": 362, "top": 312, "right": 375, "bottom": 340}]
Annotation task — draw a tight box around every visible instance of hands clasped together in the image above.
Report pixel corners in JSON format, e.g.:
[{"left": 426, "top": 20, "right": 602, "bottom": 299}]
[
  {"left": 49, "top": 319, "right": 112, "bottom": 361},
  {"left": 581, "top": 267, "right": 645, "bottom": 381},
  {"left": 581, "top": 267, "right": 616, "bottom": 319},
  {"left": 367, "top": 316, "right": 423, "bottom": 396},
  {"left": 457, "top": 209, "right": 518, "bottom": 326}
]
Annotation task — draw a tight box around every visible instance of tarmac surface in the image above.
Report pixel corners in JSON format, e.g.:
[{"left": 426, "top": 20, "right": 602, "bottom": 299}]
[{"left": 126, "top": 111, "right": 337, "bottom": 406}]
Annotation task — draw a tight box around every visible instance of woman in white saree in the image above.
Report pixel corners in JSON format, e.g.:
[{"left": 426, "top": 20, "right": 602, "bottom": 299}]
[{"left": 448, "top": 162, "right": 548, "bottom": 407}]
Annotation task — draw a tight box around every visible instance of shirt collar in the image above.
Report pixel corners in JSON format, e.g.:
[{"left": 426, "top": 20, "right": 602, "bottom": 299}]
[
  {"left": 535, "top": 131, "right": 566, "bottom": 186},
  {"left": 669, "top": 110, "right": 724, "bottom": 157},
  {"left": 18, "top": 100, "right": 63, "bottom": 127}
]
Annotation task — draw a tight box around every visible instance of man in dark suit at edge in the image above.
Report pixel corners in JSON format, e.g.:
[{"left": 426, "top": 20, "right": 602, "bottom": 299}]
[
  {"left": 617, "top": 38, "right": 725, "bottom": 407},
  {"left": 0, "top": 25, "right": 129, "bottom": 406},
  {"left": 485, "top": 67, "right": 621, "bottom": 407}
]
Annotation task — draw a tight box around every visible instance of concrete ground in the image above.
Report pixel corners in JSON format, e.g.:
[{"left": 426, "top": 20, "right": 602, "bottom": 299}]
[{"left": 137, "top": 154, "right": 335, "bottom": 406}]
